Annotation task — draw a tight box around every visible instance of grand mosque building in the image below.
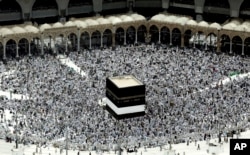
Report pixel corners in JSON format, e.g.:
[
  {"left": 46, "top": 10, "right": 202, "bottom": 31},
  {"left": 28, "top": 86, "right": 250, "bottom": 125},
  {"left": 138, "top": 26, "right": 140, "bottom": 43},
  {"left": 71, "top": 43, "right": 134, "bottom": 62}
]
[{"left": 1, "top": 0, "right": 250, "bottom": 61}]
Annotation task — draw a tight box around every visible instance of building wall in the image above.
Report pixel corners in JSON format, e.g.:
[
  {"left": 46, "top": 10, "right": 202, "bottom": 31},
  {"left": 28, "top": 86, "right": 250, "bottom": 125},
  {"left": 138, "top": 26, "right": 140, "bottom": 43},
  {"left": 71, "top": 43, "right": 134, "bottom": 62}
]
[{"left": 0, "top": 0, "right": 249, "bottom": 23}]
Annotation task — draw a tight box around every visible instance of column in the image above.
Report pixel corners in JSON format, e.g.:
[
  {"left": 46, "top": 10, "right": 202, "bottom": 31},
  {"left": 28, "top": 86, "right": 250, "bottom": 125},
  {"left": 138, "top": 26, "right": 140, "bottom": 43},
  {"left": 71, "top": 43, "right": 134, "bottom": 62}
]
[
  {"left": 77, "top": 29, "right": 80, "bottom": 52},
  {"left": 41, "top": 39, "right": 44, "bottom": 56},
  {"left": 3, "top": 44, "right": 6, "bottom": 60},
  {"left": 170, "top": 30, "right": 172, "bottom": 45},
  {"left": 181, "top": 34, "right": 184, "bottom": 48},
  {"left": 216, "top": 31, "right": 221, "bottom": 52},
  {"left": 101, "top": 33, "right": 103, "bottom": 48},
  {"left": 198, "top": 33, "right": 200, "bottom": 46},
  {"left": 89, "top": 37, "right": 92, "bottom": 49},
  {"left": 65, "top": 37, "right": 68, "bottom": 53},
  {"left": 242, "top": 42, "right": 245, "bottom": 55},
  {"left": 205, "top": 41, "right": 207, "bottom": 50},
  {"left": 112, "top": 33, "right": 115, "bottom": 48},
  {"left": 216, "top": 39, "right": 220, "bottom": 53},
  {"left": 124, "top": 32, "right": 126, "bottom": 45},
  {"left": 229, "top": 39, "right": 232, "bottom": 54},
  {"left": 28, "top": 42, "right": 31, "bottom": 56},
  {"left": 53, "top": 38, "right": 56, "bottom": 54},
  {"left": 193, "top": 33, "right": 196, "bottom": 48},
  {"left": 158, "top": 31, "right": 161, "bottom": 44},
  {"left": 135, "top": 29, "right": 138, "bottom": 44},
  {"left": 49, "top": 37, "right": 52, "bottom": 49},
  {"left": 16, "top": 44, "right": 19, "bottom": 58}
]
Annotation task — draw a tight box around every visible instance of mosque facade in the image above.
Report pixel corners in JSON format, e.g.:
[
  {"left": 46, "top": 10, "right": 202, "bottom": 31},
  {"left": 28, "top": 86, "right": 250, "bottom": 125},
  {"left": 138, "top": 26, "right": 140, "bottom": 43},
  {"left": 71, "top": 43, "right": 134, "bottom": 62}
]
[{"left": 1, "top": 0, "right": 250, "bottom": 60}]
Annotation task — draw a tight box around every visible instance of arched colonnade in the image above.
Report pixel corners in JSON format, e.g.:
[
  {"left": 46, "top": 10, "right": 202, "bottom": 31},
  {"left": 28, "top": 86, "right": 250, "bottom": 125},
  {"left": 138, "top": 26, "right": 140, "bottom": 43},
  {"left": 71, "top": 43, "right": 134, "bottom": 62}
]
[{"left": 1, "top": 14, "right": 250, "bottom": 60}]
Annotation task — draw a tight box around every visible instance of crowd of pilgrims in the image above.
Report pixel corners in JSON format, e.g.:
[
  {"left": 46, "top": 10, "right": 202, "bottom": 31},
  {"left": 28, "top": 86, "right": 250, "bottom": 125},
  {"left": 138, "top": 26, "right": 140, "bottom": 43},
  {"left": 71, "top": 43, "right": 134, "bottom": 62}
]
[{"left": 0, "top": 43, "right": 250, "bottom": 151}]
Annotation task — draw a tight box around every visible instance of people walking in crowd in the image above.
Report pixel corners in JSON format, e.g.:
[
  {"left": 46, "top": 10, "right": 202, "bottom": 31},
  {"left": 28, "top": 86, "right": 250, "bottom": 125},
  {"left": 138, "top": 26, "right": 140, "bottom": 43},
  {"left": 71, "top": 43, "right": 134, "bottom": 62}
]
[{"left": 0, "top": 44, "right": 249, "bottom": 152}]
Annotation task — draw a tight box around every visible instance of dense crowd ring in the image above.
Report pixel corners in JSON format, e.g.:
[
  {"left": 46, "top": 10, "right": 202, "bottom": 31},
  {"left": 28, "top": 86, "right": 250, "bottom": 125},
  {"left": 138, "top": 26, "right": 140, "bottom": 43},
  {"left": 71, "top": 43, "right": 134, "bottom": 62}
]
[{"left": 0, "top": 44, "right": 250, "bottom": 151}]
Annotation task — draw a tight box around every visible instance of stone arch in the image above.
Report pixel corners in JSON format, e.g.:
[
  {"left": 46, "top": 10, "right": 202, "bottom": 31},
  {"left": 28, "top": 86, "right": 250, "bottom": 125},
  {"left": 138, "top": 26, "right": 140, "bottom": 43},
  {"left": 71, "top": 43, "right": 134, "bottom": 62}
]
[
  {"left": 244, "top": 37, "right": 250, "bottom": 56},
  {"left": 103, "top": 29, "right": 112, "bottom": 47},
  {"left": 115, "top": 27, "right": 125, "bottom": 46},
  {"left": 149, "top": 25, "right": 159, "bottom": 44},
  {"left": 160, "top": 26, "right": 170, "bottom": 45},
  {"left": 42, "top": 35, "right": 54, "bottom": 55},
  {"left": 80, "top": 31, "right": 90, "bottom": 49},
  {"left": 126, "top": 26, "right": 136, "bottom": 44},
  {"left": 6, "top": 39, "right": 17, "bottom": 59},
  {"left": 206, "top": 32, "right": 217, "bottom": 51},
  {"left": 137, "top": 25, "right": 147, "bottom": 43},
  {"left": 18, "top": 38, "right": 29, "bottom": 57},
  {"left": 91, "top": 30, "right": 101, "bottom": 49},
  {"left": 172, "top": 28, "right": 181, "bottom": 47},
  {"left": 220, "top": 34, "right": 230, "bottom": 53},
  {"left": 232, "top": 36, "right": 242, "bottom": 55},
  {"left": 31, "top": 37, "right": 42, "bottom": 56},
  {"left": 33, "top": 0, "right": 58, "bottom": 10},
  {"left": 0, "top": 0, "right": 22, "bottom": 13},
  {"left": 67, "top": 33, "right": 78, "bottom": 51},
  {"left": 195, "top": 31, "right": 206, "bottom": 49},
  {"left": 54, "top": 34, "right": 65, "bottom": 54},
  {"left": 184, "top": 29, "right": 192, "bottom": 47}
]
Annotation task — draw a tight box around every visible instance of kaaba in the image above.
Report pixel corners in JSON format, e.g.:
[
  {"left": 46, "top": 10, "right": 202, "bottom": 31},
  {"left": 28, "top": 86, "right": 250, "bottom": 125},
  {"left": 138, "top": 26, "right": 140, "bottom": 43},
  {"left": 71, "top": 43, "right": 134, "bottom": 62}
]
[{"left": 104, "top": 75, "right": 146, "bottom": 120}]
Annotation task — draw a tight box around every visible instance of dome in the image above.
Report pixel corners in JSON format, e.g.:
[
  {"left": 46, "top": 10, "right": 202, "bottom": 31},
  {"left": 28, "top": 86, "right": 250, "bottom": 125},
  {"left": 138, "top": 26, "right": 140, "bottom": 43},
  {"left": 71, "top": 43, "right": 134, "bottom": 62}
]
[
  {"left": 52, "top": 22, "right": 64, "bottom": 28},
  {"left": 85, "top": 19, "right": 99, "bottom": 26},
  {"left": 123, "top": 16, "right": 133, "bottom": 22},
  {"left": 12, "top": 26, "right": 26, "bottom": 33},
  {"left": 0, "top": 28, "right": 14, "bottom": 36},
  {"left": 151, "top": 14, "right": 165, "bottom": 21},
  {"left": 230, "top": 19, "right": 242, "bottom": 25},
  {"left": 24, "top": 25, "right": 39, "bottom": 33},
  {"left": 97, "top": 18, "right": 111, "bottom": 25},
  {"left": 222, "top": 23, "right": 236, "bottom": 30},
  {"left": 186, "top": 20, "right": 197, "bottom": 26},
  {"left": 40, "top": 23, "right": 52, "bottom": 32},
  {"left": 130, "top": 13, "right": 145, "bottom": 20},
  {"left": 163, "top": 15, "right": 176, "bottom": 23},
  {"left": 174, "top": 17, "right": 189, "bottom": 25},
  {"left": 74, "top": 20, "right": 87, "bottom": 28},
  {"left": 108, "top": 16, "right": 122, "bottom": 25},
  {"left": 209, "top": 22, "right": 221, "bottom": 30},
  {"left": 234, "top": 25, "right": 245, "bottom": 31},
  {"left": 119, "top": 15, "right": 129, "bottom": 20},
  {"left": 65, "top": 21, "right": 75, "bottom": 27},
  {"left": 198, "top": 21, "right": 209, "bottom": 27}
]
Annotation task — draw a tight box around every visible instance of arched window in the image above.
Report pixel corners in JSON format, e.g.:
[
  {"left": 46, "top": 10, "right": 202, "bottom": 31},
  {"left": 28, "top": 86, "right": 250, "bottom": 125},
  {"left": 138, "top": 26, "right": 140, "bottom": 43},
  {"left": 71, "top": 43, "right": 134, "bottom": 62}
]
[
  {"left": 137, "top": 25, "right": 147, "bottom": 43},
  {"left": 115, "top": 28, "right": 125, "bottom": 45},
  {"left": 103, "top": 29, "right": 112, "bottom": 47},
  {"left": 220, "top": 34, "right": 230, "bottom": 53},
  {"left": 149, "top": 25, "right": 159, "bottom": 44},
  {"left": 18, "top": 38, "right": 29, "bottom": 57},
  {"left": 126, "top": 26, "right": 136, "bottom": 44},
  {"left": 160, "top": 27, "right": 170, "bottom": 45},
  {"left": 232, "top": 36, "right": 242, "bottom": 55},
  {"left": 172, "top": 28, "right": 181, "bottom": 47}
]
